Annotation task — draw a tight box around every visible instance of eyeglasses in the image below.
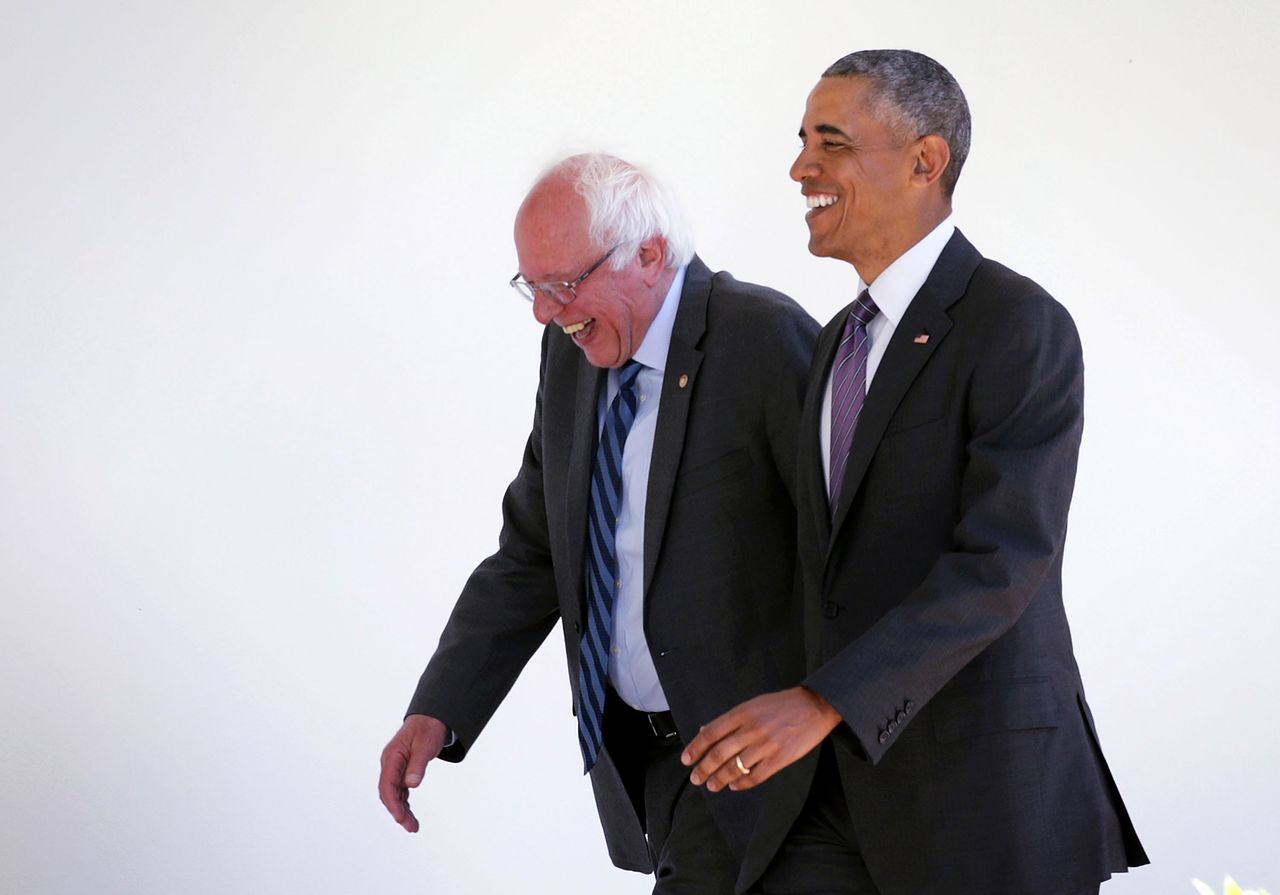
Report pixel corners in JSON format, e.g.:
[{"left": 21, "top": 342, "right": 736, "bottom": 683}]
[{"left": 509, "top": 246, "right": 618, "bottom": 306}]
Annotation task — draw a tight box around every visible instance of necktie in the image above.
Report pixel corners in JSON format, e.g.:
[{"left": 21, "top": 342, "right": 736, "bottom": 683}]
[
  {"left": 828, "top": 291, "right": 879, "bottom": 516},
  {"left": 578, "top": 359, "right": 644, "bottom": 772}
]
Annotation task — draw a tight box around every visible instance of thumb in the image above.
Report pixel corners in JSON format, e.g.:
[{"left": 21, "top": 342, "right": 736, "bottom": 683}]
[
  {"left": 404, "top": 754, "right": 427, "bottom": 789},
  {"left": 403, "top": 727, "right": 442, "bottom": 788}
]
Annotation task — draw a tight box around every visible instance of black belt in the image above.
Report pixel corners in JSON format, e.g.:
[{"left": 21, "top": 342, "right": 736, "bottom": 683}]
[{"left": 605, "top": 686, "right": 680, "bottom": 742}]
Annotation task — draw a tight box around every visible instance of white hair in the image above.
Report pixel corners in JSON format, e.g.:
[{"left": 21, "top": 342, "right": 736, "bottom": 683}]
[{"left": 541, "top": 153, "right": 695, "bottom": 270}]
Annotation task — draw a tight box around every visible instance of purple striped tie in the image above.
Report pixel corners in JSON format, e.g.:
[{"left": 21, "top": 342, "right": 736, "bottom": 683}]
[{"left": 828, "top": 291, "right": 879, "bottom": 516}]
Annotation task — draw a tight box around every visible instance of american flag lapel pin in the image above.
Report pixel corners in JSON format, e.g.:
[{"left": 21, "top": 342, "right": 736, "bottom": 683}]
[{"left": 914, "top": 332, "right": 930, "bottom": 344}]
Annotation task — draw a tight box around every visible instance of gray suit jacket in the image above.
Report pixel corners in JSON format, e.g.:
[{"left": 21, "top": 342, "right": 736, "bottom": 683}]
[
  {"left": 407, "top": 257, "right": 819, "bottom": 869},
  {"left": 741, "top": 230, "right": 1148, "bottom": 894}
]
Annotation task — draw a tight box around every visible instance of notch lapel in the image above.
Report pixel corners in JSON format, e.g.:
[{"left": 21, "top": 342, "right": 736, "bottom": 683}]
[
  {"left": 642, "top": 257, "right": 710, "bottom": 596},
  {"left": 565, "top": 356, "right": 605, "bottom": 628},
  {"left": 800, "top": 316, "right": 843, "bottom": 548},
  {"left": 827, "top": 230, "right": 983, "bottom": 550}
]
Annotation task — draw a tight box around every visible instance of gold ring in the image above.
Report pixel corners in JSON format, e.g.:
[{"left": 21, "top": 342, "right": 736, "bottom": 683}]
[{"left": 734, "top": 755, "right": 751, "bottom": 776}]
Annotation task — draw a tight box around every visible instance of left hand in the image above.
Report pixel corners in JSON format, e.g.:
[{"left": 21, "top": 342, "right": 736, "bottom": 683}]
[{"left": 681, "top": 686, "right": 842, "bottom": 792}]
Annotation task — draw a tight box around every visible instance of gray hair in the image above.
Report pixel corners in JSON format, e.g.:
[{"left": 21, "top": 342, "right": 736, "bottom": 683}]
[
  {"left": 823, "top": 50, "right": 971, "bottom": 199},
  {"left": 542, "top": 153, "right": 694, "bottom": 270}
]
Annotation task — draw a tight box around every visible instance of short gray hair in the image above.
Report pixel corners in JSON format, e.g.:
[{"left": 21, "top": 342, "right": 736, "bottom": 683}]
[
  {"left": 542, "top": 153, "right": 694, "bottom": 270},
  {"left": 823, "top": 50, "right": 971, "bottom": 199}
]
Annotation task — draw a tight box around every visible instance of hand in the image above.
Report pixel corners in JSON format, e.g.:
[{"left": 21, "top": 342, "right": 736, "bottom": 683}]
[
  {"left": 681, "top": 687, "right": 841, "bottom": 792},
  {"left": 378, "top": 714, "right": 449, "bottom": 832}
]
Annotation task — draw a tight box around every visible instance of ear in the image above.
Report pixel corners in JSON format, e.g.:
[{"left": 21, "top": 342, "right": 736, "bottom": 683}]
[
  {"left": 635, "top": 235, "right": 669, "bottom": 285},
  {"left": 910, "top": 135, "right": 951, "bottom": 189}
]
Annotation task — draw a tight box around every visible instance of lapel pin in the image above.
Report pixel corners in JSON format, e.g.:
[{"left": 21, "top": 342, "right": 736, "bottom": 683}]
[
  {"left": 913, "top": 332, "right": 930, "bottom": 345},
  {"left": 678, "top": 373, "right": 689, "bottom": 388}
]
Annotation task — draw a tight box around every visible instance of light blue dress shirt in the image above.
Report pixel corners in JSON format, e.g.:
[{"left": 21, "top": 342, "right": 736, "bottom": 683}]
[{"left": 597, "top": 264, "right": 687, "bottom": 712}]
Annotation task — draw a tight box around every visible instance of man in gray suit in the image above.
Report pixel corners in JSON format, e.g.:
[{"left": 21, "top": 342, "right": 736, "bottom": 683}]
[
  {"left": 681, "top": 51, "right": 1147, "bottom": 894},
  {"left": 378, "top": 152, "right": 819, "bottom": 892}
]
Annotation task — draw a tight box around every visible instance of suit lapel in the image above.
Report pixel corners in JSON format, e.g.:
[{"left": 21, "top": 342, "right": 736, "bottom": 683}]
[
  {"left": 800, "top": 315, "right": 843, "bottom": 548},
  {"left": 828, "top": 230, "right": 983, "bottom": 549},
  {"left": 565, "top": 355, "right": 605, "bottom": 627},
  {"left": 642, "top": 257, "right": 709, "bottom": 596}
]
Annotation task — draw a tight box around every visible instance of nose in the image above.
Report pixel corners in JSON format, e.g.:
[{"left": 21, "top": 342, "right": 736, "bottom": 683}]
[
  {"left": 531, "top": 292, "right": 560, "bottom": 326},
  {"left": 790, "top": 144, "right": 817, "bottom": 183}
]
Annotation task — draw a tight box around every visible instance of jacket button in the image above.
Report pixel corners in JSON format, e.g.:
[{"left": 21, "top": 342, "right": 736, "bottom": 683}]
[
  {"left": 878, "top": 730, "right": 890, "bottom": 744},
  {"left": 822, "top": 601, "right": 840, "bottom": 619}
]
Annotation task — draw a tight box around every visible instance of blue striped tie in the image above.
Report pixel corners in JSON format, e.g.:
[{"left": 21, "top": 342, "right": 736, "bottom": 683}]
[{"left": 578, "top": 359, "right": 644, "bottom": 772}]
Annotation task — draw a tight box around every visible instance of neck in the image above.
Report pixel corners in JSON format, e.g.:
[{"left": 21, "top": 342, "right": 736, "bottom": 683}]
[{"left": 852, "top": 203, "right": 950, "bottom": 285}]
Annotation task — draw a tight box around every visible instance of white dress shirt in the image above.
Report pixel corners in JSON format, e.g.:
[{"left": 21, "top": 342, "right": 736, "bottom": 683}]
[
  {"left": 597, "top": 265, "right": 686, "bottom": 712},
  {"left": 820, "top": 217, "right": 955, "bottom": 490}
]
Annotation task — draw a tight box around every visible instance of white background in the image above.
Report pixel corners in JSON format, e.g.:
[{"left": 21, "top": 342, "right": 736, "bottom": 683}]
[{"left": 2, "top": 1, "right": 1277, "bottom": 893}]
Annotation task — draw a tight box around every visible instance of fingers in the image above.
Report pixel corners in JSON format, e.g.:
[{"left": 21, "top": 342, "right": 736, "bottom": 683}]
[
  {"left": 681, "top": 707, "right": 744, "bottom": 768},
  {"left": 378, "top": 716, "right": 447, "bottom": 833},
  {"left": 687, "top": 729, "right": 751, "bottom": 788},
  {"left": 704, "top": 737, "right": 782, "bottom": 792},
  {"left": 378, "top": 744, "right": 421, "bottom": 832}
]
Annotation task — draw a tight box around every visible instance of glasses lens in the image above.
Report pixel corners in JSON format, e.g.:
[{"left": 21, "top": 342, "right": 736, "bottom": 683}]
[{"left": 542, "top": 285, "right": 574, "bottom": 305}]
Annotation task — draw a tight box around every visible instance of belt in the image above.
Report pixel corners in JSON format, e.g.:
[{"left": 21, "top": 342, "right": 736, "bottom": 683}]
[{"left": 605, "top": 686, "right": 681, "bottom": 742}]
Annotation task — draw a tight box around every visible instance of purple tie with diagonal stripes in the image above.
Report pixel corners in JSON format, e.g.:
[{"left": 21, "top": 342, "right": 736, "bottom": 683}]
[{"left": 828, "top": 291, "right": 879, "bottom": 516}]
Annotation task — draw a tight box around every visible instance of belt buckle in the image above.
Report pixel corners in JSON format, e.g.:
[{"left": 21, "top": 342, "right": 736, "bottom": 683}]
[{"left": 647, "top": 712, "right": 678, "bottom": 740}]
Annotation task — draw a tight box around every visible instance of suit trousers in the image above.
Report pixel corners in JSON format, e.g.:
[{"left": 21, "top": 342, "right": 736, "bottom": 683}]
[
  {"left": 750, "top": 744, "right": 1104, "bottom": 895},
  {"left": 748, "top": 743, "right": 878, "bottom": 895},
  {"left": 604, "top": 687, "right": 739, "bottom": 894}
]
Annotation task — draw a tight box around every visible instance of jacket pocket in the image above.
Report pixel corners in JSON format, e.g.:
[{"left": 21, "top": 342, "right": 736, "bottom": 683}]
[{"left": 930, "top": 676, "right": 1061, "bottom": 743}]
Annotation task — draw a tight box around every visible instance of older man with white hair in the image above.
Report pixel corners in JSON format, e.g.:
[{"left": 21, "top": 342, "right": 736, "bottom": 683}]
[{"left": 379, "top": 152, "right": 819, "bottom": 892}]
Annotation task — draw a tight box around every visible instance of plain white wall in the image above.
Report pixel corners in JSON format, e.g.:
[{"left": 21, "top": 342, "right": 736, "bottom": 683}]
[{"left": 2, "top": 1, "right": 1277, "bottom": 893}]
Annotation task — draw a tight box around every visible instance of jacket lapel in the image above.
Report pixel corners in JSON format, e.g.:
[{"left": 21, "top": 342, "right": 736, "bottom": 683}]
[
  {"left": 565, "top": 356, "right": 605, "bottom": 627},
  {"left": 828, "top": 230, "right": 982, "bottom": 549},
  {"left": 800, "top": 315, "right": 844, "bottom": 548},
  {"left": 642, "top": 257, "right": 709, "bottom": 596}
]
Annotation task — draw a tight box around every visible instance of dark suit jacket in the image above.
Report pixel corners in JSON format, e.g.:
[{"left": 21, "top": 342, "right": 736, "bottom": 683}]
[
  {"left": 740, "top": 231, "right": 1148, "bottom": 894},
  {"left": 407, "top": 257, "right": 820, "bottom": 870}
]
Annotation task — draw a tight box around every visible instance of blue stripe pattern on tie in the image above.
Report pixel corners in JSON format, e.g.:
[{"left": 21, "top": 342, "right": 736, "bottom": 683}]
[
  {"left": 578, "top": 359, "right": 644, "bottom": 772},
  {"left": 828, "top": 291, "right": 879, "bottom": 516}
]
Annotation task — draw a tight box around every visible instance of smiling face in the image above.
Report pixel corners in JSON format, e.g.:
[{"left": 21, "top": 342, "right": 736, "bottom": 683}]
[
  {"left": 513, "top": 178, "right": 666, "bottom": 369},
  {"left": 790, "top": 76, "right": 944, "bottom": 283}
]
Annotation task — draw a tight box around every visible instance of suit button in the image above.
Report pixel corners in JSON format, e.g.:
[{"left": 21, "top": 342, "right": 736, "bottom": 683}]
[
  {"left": 878, "top": 731, "right": 889, "bottom": 744},
  {"left": 822, "top": 601, "right": 840, "bottom": 619}
]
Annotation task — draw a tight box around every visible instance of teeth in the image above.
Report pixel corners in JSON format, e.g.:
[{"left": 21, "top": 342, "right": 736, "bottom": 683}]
[
  {"left": 562, "top": 319, "right": 592, "bottom": 335},
  {"left": 806, "top": 194, "right": 838, "bottom": 208}
]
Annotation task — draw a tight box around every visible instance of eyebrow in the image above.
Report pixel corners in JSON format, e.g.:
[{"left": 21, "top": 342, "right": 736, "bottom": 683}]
[{"left": 798, "top": 123, "right": 852, "bottom": 140}]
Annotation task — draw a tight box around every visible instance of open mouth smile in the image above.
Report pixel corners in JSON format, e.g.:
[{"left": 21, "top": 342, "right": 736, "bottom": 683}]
[{"left": 562, "top": 318, "right": 595, "bottom": 340}]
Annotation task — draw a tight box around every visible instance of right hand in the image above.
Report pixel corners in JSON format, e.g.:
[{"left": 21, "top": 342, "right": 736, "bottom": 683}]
[{"left": 378, "top": 714, "right": 449, "bottom": 833}]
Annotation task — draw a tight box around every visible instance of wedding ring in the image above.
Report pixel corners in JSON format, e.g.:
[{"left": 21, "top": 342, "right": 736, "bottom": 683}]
[{"left": 734, "top": 755, "right": 751, "bottom": 776}]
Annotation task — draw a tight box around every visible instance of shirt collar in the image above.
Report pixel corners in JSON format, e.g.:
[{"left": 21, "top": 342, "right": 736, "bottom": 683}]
[
  {"left": 630, "top": 264, "right": 686, "bottom": 373},
  {"left": 860, "top": 216, "right": 955, "bottom": 327}
]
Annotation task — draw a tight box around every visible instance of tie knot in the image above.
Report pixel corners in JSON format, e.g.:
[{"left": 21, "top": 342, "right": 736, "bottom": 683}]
[
  {"left": 850, "top": 291, "right": 879, "bottom": 327},
  {"left": 618, "top": 359, "right": 643, "bottom": 391}
]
